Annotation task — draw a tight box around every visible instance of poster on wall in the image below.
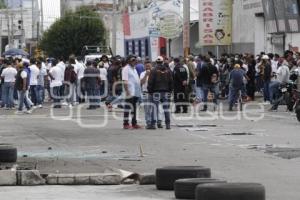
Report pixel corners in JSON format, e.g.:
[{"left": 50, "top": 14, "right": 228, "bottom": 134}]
[
  {"left": 148, "top": 0, "right": 183, "bottom": 39},
  {"left": 199, "top": 0, "right": 232, "bottom": 46}
]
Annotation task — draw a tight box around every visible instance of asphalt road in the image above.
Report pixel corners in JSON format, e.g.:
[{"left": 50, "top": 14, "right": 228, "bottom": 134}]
[{"left": 0, "top": 102, "right": 300, "bottom": 200}]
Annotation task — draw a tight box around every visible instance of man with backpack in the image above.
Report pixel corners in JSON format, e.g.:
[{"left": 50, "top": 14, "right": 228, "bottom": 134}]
[
  {"left": 148, "top": 56, "right": 173, "bottom": 130},
  {"left": 64, "top": 57, "right": 77, "bottom": 107}
]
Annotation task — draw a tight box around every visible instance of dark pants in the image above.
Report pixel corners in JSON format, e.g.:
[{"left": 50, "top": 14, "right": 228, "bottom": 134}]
[
  {"left": 30, "top": 85, "right": 38, "bottom": 105},
  {"left": 86, "top": 88, "right": 98, "bottom": 108},
  {"left": 263, "top": 81, "right": 270, "bottom": 102},
  {"left": 228, "top": 86, "right": 242, "bottom": 109},
  {"left": 123, "top": 96, "right": 139, "bottom": 126},
  {"left": 174, "top": 91, "right": 188, "bottom": 112},
  {"left": 51, "top": 86, "right": 61, "bottom": 106}
]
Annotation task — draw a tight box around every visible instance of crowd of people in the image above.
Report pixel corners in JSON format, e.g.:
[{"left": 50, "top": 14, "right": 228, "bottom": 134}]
[{"left": 0, "top": 50, "right": 299, "bottom": 129}]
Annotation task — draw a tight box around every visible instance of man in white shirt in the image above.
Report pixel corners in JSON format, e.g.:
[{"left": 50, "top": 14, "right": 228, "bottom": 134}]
[
  {"left": 0, "top": 59, "right": 17, "bottom": 109},
  {"left": 49, "top": 60, "right": 63, "bottom": 108},
  {"left": 122, "top": 55, "right": 142, "bottom": 129},
  {"left": 75, "top": 58, "right": 86, "bottom": 103},
  {"left": 29, "top": 58, "right": 40, "bottom": 106},
  {"left": 270, "top": 58, "right": 291, "bottom": 111}
]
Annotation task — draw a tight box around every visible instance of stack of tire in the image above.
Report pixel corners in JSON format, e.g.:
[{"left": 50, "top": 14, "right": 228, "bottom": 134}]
[
  {"left": 0, "top": 144, "right": 17, "bottom": 163},
  {"left": 156, "top": 166, "right": 265, "bottom": 200}
]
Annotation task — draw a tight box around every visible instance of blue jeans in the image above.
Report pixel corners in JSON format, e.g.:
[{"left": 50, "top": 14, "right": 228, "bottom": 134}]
[
  {"left": 36, "top": 85, "right": 45, "bottom": 105},
  {"left": 203, "top": 84, "right": 218, "bottom": 105},
  {"left": 18, "top": 90, "right": 31, "bottom": 111},
  {"left": 142, "top": 93, "right": 154, "bottom": 126},
  {"left": 228, "top": 86, "right": 242, "bottom": 108},
  {"left": 195, "top": 86, "right": 204, "bottom": 102},
  {"left": 263, "top": 81, "right": 270, "bottom": 102},
  {"left": 151, "top": 92, "right": 171, "bottom": 125},
  {"left": 269, "top": 81, "right": 280, "bottom": 104},
  {"left": 3, "top": 82, "right": 15, "bottom": 108}
]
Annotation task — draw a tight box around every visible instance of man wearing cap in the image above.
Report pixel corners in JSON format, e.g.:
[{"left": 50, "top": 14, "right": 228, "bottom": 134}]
[
  {"left": 148, "top": 57, "right": 173, "bottom": 129},
  {"left": 260, "top": 55, "right": 272, "bottom": 103},
  {"left": 122, "top": 55, "right": 142, "bottom": 129}
]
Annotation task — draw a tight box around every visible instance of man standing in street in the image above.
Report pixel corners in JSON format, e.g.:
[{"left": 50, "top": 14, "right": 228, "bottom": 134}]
[
  {"left": 200, "top": 56, "right": 219, "bottom": 111},
  {"left": 0, "top": 59, "right": 17, "bottom": 109},
  {"left": 29, "top": 58, "right": 40, "bottom": 107},
  {"left": 15, "top": 63, "right": 32, "bottom": 114},
  {"left": 49, "top": 60, "right": 63, "bottom": 108},
  {"left": 148, "top": 57, "right": 173, "bottom": 129},
  {"left": 83, "top": 61, "right": 101, "bottom": 110},
  {"left": 36, "top": 61, "right": 47, "bottom": 108},
  {"left": 173, "top": 58, "right": 188, "bottom": 113},
  {"left": 122, "top": 55, "right": 142, "bottom": 129}
]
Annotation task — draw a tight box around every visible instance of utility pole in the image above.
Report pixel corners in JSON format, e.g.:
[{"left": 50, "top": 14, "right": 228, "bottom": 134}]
[
  {"left": 183, "top": 0, "right": 190, "bottom": 57},
  {"left": 111, "top": 0, "right": 117, "bottom": 55},
  {"left": 32, "top": 0, "right": 34, "bottom": 38},
  {"left": 21, "top": 0, "right": 25, "bottom": 48},
  {"left": 0, "top": 17, "right": 2, "bottom": 54},
  {"left": 6, "top": 8, "right": 11, "bottom": 48},
  {"left": 40, "top": 0, "right": 44, "bottom": 34}
]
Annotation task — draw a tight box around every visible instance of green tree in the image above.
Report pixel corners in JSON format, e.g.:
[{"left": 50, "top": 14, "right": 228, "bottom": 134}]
[
  {"left": 0, "top": 0, "right": 7, "bottom": 9},
  {"left": 39, "top": 7, "right": 107, "bottom": 59}
]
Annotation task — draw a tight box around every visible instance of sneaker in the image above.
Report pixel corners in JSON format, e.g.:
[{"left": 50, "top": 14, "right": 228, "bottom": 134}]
[
  {"left": 24, "top": 110, "right": 32, "bottom": 114},
  {"left": 15, "top": 111, "right": 24, "bottom": 115},
  {"left": 62, "top": 102, "right": 68, "bottom": 106},
  {"left": 68, "top": 104, "right": 73, "bottom": 108},
  {"left": 38, "top": 104, "right": 43, "bottom": 108},
  {"left": 132, "top": 125, "right": 143, "bottom": 129},
  {"left": 263, "top": 101, "right": 271, "bottom": 105},
  {"left": 123, "top": 125, "right": 132, "bottom": 130}
]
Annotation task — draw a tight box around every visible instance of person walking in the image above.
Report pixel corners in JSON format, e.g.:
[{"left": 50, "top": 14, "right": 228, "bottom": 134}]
[
  {"left": 0, "top": 59, "right": 17, "bottom": 109},
  {"left": 122, "top": 55, "right": 142, "bottom": 129},
  {"left": 148, "top": 57, "right": 173, "bottom": 129}
]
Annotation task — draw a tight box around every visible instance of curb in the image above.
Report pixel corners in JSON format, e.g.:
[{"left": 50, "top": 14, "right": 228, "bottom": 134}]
[{"left": 0, "top": 170, "right": 155, "bottom": 186}]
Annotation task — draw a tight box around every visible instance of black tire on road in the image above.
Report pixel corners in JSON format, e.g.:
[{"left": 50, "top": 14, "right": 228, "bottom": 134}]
[
  {"left": 174, "top": 178, "right": 226, "bottom": 199},
  {"left": 195, "top": 183, "right": 265, "bottom": 200},
  {"left": 156, "top": 166, "right": 211, "bottom": 190},
  {"left": 0, "top": 144, "right": 17, "bottom": 163},
  {"left": 284, "top": 93, "right": 294, "bottom": 112}
]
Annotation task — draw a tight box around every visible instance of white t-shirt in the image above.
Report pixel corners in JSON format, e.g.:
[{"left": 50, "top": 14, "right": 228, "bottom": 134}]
[
  {"left": 57, "top": 61, "right": 66, "bottom": 80},
  {"left": 49, "top": 66, "right": 63, "bottom": 88},
  {"left": 1, "top": 66, "right": 17, "bottom": 82},
  {"left": 140, "top": 71, "right": 148, "bottom": 92},
  {"left": 29, "top": 65, "right": 40, "bottom": 86},
  {"left": 122, "top": 64, "right": 141, "bottom": 97},
  {"left": 75, "top": 62, "right": 85, "bottom": 80},
  {"left": 99, "top": 68, "right": 107, "bottom": 81},
  {"left": 277, "top": 64, "right": 290, "bottom": 84}
]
